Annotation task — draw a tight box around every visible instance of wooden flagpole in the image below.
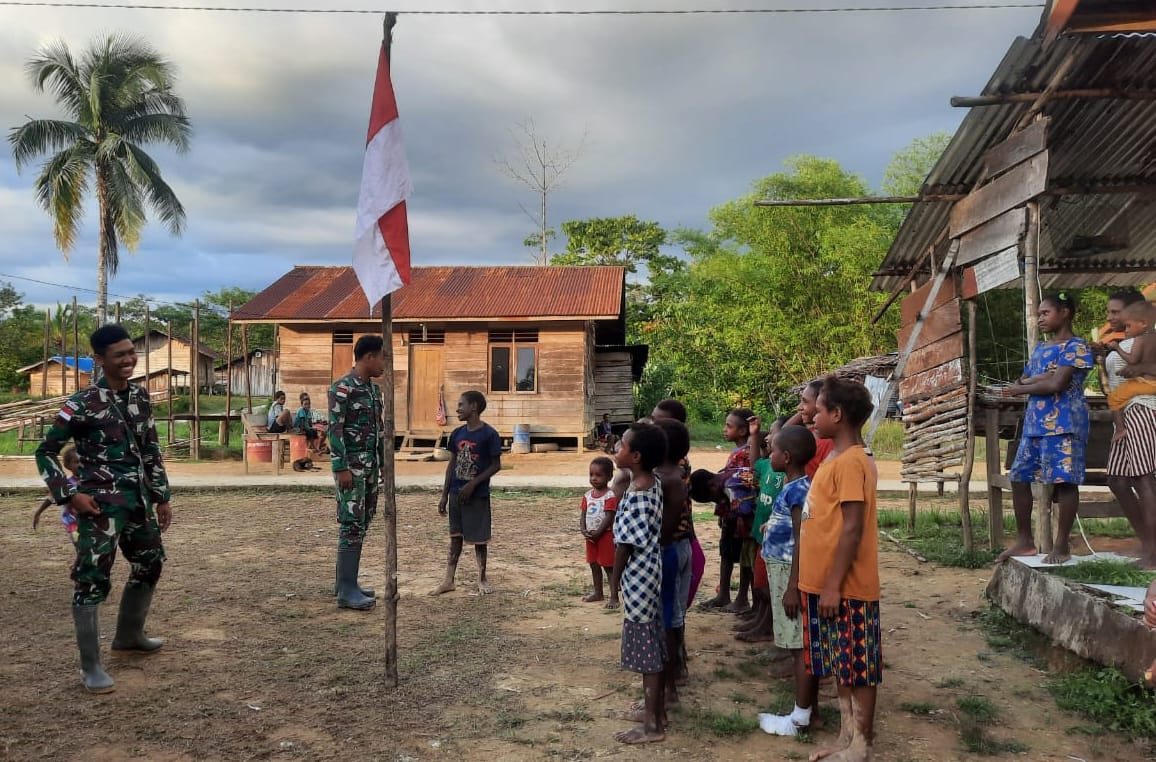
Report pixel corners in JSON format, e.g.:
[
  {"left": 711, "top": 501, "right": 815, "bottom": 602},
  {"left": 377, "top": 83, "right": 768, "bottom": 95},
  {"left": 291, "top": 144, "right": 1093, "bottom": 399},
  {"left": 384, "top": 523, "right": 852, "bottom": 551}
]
[{"left": 381, "top": 9, "right": 400, "bottom": 690}]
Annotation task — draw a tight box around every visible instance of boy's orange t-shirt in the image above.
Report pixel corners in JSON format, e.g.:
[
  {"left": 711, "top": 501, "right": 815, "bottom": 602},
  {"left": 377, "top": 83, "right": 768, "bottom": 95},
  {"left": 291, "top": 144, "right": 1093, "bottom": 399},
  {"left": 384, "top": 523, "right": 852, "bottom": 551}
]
[{"left": 797, "top": 444, "right": 879, "bottom": 601}]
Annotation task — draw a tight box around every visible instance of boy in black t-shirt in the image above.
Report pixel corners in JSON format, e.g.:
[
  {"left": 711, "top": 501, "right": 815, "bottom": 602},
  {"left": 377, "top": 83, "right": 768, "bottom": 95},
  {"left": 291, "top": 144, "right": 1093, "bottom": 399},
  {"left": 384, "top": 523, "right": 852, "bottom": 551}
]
[{"left": 430, "top": 390, "right": 503, "bottom": 596}]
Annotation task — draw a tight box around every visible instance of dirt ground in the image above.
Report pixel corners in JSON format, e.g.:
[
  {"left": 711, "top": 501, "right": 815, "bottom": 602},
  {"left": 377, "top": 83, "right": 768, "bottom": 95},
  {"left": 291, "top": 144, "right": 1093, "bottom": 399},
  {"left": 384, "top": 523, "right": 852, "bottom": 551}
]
[{"left": 1, "top": 487, "right": 1148, "bottom": 762}]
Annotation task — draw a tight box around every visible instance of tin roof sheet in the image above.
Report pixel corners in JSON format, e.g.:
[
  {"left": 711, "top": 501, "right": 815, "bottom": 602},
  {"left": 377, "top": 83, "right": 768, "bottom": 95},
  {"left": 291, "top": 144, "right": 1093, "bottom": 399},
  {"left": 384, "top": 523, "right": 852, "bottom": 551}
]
[{"left": 233, "top": 265, "right": 626, "bottom": 322}]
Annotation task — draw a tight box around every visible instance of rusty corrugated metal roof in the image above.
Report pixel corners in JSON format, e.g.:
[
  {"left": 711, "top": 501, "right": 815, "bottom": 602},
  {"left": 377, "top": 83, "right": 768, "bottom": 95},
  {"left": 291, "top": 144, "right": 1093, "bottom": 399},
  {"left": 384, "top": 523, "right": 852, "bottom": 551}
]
[
  {"left": 872, "top": 30, "right": 1156, "bottom": 293},
  {"left": 233, "top": 266, "right": 626, "bottom": 322}
]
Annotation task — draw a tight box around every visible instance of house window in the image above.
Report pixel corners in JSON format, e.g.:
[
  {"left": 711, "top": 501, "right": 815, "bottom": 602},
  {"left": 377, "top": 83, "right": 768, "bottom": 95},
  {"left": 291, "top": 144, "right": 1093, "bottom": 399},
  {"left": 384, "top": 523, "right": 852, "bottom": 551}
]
[
  {"left": 407, "top": 328, "right": 445, "bottom": 345},
  {"left": 488, "top": 329, "right": 538, "bottom": 393},
  {"left": 333, "top": 332, "right": 353, "bottom": 345}
]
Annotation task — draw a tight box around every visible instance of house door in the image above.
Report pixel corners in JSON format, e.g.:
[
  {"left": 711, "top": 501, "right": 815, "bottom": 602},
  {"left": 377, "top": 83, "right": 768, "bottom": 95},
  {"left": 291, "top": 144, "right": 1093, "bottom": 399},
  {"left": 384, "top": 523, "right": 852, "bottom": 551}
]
[
  {"left": 332, "top": 342, "right": 354, "bottom": 381},
  {"left": 408, "top": 345, "right": 444, "bottom": 432}
]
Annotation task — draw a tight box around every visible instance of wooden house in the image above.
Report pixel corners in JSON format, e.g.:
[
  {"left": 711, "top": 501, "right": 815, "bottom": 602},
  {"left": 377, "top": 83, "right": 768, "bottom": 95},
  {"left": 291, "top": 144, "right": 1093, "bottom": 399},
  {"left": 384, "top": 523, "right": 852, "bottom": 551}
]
[
  {"left": 131, "top": 330, "right": 222, "bottom": 394},
  {"left": 218, "top": 349, "right": 278, "bottom": 398},
  {"left": 18, "top": 356, "right": 93, "bottom": 396},
  {"left": 233, "top": 265, "right": 646, "bottom": 448}
]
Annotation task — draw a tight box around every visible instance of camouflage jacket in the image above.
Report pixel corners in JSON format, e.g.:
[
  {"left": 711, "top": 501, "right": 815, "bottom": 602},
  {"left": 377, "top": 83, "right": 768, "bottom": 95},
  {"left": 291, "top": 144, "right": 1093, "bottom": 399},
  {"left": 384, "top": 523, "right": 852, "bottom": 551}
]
[
  {"left": 328, "top": 370, "right": 383, "bottom": 472},
  {"left": 36, "top": 380, "right": 172, "bottom": 507}
]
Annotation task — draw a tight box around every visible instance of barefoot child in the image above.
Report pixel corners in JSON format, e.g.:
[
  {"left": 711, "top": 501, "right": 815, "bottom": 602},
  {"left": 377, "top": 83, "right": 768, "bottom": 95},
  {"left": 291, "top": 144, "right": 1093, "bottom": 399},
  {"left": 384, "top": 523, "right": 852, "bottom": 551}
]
[
  {"left": 580, "top": 456, "right": 619, "bottom": 607},
  {"left": 737, "top": 415, "right": 789, "bottom": 644},
  {"left": 32, "top": 444, "right": 80, "bottom": 545},
  {"left": 610, "top": 423, "right": 668, "bottom": 745},
  {"left": 757, "top": 424, "right": 819, "bottom": 737},
  {"left": 431, "top": 391, "right": 502, "bottom": 596},
  {"left": 798, "top": 377, "right": 881, "bottom": 761},
  {"left": 1106, "top": 299, "right": 1156, "bottom": 440},
  {"left": 1000, "top": 293, "right": 1094, "bottom": 565},
  {"left": 650, "top": 399, "right": 707, "bottom": 614},
  {"left": 653, "top": 417, "right": 691, "bottom": 706},
  {"left": 700, "top": 408, "right": 754, "bottom": 611}
]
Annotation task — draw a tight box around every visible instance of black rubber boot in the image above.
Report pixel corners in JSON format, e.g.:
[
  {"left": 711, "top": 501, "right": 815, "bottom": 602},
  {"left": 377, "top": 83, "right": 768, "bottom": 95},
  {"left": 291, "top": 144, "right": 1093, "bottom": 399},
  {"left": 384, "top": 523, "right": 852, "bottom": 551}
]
[
  {"left": 336, "top": 547, "right": 376, "bottom": 610},
  {"left": 72, "top": 605, "right": 115, "bottom": 694},
  {"left": 332, "top": 557, "right": 375, "bottom": 599},
  {"left": 111, "top": 585, "right": 164, "bottom": 652}
]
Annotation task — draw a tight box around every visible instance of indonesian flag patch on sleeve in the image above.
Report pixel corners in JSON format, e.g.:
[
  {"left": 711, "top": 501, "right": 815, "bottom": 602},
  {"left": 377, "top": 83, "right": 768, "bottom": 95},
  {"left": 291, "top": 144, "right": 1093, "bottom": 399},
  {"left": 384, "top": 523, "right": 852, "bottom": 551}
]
[{"left": 57, "top": 400, "right": 80, "bottom": 422}]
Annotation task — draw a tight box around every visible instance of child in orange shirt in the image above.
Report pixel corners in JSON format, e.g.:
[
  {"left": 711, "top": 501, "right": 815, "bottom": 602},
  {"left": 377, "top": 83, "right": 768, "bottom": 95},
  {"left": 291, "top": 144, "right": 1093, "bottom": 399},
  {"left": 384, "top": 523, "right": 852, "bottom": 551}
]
[
  {"left": 581, "top": 456, "right": 619, "bottom": 607},
  {"left": 797, "top": 376, "right": 880, "bottom": 762}
]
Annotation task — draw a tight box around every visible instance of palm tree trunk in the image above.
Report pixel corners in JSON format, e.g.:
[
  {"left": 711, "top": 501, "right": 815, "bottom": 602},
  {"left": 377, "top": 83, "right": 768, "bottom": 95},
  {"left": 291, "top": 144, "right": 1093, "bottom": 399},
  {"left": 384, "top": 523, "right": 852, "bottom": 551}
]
[{"left": 95, "top": 165, "right": 113, "bottom": 326}]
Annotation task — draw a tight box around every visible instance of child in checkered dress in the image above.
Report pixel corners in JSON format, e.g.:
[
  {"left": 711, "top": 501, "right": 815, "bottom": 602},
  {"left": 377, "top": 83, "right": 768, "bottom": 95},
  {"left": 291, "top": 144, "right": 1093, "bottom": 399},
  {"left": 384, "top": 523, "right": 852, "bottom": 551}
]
[
  {"left": 798, "top": 376, "right": 881, "bottom": 762},
  {"left": 610, "top": 422, "right": 668, "bottom": 745}
]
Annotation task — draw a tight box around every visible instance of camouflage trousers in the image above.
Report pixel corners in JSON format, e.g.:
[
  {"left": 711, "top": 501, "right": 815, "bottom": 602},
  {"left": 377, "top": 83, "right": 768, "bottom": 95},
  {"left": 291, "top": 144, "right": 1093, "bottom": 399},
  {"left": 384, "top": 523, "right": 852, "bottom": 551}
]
[
  {"left": 336, "top": 465, "right": 379, "bottom": 551},
  {"left": 72, "top": 489, "right": 165, "bottom": 606}
]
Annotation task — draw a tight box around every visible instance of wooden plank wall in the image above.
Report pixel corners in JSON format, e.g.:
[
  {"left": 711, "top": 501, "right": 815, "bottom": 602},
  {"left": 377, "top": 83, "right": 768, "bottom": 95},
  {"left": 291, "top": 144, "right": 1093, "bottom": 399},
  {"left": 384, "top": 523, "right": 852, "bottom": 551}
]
[
  {"left": 593, "top": 351, "right": 635, "bottom": 423},
  {"left": 32, "top": 366, "right": 91, "bottom": 396},
  {"left": 278, "top": 322, "right": 593, "bottom": 441}
]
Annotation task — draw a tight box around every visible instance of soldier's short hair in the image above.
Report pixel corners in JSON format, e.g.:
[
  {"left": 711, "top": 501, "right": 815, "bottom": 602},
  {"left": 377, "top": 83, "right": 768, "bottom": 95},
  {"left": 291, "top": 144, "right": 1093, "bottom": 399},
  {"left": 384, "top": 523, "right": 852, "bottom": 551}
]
[
  {"left": 354, "top": 335, "right": 384, "bottom": 360},
  {"left": 461, "top": 390, "right": 487, "bottom": 413},
  {"left": 90, "top": 324, "right": 131, "bottom": 355}
]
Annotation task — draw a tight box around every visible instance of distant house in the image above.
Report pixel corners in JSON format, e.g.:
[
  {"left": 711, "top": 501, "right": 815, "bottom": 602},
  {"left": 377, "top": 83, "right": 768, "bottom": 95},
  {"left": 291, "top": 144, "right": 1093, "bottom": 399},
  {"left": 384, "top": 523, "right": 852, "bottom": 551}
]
[
  {"left": 233, "top": 265, "right": 646, "bottom": 448},
  {"left": 18, "top": 356, "right": 94, "bottom": 396},
  {"left": 217, "top": 348, "right": 278, "bottom": 398},
  {"left": 131, "top": 330, "right": 222, "bottom": 394}
]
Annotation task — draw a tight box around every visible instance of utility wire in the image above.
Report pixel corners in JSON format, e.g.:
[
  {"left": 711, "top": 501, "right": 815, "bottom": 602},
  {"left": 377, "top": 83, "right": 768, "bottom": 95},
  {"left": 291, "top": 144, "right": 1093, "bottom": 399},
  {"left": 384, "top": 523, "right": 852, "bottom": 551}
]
[
  {"left": 0, "top": 1, "right": 1046, "bottom": 14},
  {"left": 0, "top": 271, "right": 227, "bottom": 313}
]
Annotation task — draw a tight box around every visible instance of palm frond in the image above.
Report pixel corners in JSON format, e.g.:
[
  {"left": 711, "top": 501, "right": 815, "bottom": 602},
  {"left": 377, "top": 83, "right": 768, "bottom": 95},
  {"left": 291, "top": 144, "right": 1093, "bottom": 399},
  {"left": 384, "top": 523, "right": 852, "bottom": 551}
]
[
  {"left": 120, "top": 112, "right": 191, "bottom": 153},
  {"left": 25, "top": 40, "right": 88, "bottom": 120},
  {"left": 33, "top": 145, "right": 93, "bottom": 253},
  {"left": 8, "top": 119, "right": 88, "bottom": 170},
  {"left": 101, "top": 160, "right": 145, "bottom": 260},
  {"left": 123, "top": 142, "right": 186, "bottom": 237}
]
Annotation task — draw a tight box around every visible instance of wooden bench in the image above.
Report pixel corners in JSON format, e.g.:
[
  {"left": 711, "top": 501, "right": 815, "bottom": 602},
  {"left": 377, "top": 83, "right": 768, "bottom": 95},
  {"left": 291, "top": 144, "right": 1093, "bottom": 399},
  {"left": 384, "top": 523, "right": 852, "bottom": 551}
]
[{"left": 241, "top": 413, "right": 289, "bottom": 475}]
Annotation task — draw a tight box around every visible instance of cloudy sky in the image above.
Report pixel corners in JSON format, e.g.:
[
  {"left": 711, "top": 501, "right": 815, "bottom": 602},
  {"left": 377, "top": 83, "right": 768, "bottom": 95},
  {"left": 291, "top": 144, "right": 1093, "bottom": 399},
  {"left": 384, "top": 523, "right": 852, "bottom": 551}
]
[{"left": 0, "top": 0, "right": 1044, "bottom": 310}]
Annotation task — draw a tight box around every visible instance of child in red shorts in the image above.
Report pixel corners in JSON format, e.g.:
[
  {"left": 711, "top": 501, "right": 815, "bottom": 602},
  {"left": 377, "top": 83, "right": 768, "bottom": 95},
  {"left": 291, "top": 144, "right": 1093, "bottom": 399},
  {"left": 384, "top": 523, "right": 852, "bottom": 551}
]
[
  {"left": 798, "top": 376, "right": 881, "bottom": 762},
  {"left": 581, "top": 456, "right": 619, "bottom": 607}
]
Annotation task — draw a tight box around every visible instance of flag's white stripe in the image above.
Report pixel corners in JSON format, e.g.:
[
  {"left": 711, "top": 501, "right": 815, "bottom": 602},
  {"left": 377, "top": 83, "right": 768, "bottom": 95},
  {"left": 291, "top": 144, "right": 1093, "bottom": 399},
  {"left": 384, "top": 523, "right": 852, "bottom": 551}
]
[
  {"left": 354, "top": 119, "right": 413, "bottom": 242},
  {"left": 353, "top": 221, "right": 403, "bottom": 308}
]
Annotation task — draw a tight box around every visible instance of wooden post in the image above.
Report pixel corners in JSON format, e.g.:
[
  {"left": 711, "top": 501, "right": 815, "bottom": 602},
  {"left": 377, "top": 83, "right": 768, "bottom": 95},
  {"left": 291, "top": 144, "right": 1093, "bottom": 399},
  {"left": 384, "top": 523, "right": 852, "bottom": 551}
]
[
  {"left": 241, "top": 321, "right": 252, "bottom": 414},
  {"left": 60, "top": 308, "right": 66, "bottom": 393},
  {"left": 1023, "top": 201, "right": 1046, "bottom": 549},
  {"left": 986, "top": 407, "right": 1004, "bottom": 550},
  {"left": 115, "top": 302, "right": 121, "bottom": 323},
  {"left": 191, "top": 302, "right": 200, "bottom": 460},
  {"left": 144, "top": 303, "right": 151, "bottom": 400},
  {"left": 908, "top": 482, "right": 917, "bottom": 535},
  {"left": 381, "top": 10, "right": 400, "bottom": 690},
  {"left": 41, "top": 308, "right": 50, "bottom": 398},
  {"left": 958, "top": 298, "right": 978, "bottom": 552},
  {"left": 224, "top": 302, "right": 234, "bottom": 447},
  {"left": 166, "top": 321, "right": 174, "bottom": 444},
  {"left": 71, "top": 296, "right": 79, "bottom": 392}
]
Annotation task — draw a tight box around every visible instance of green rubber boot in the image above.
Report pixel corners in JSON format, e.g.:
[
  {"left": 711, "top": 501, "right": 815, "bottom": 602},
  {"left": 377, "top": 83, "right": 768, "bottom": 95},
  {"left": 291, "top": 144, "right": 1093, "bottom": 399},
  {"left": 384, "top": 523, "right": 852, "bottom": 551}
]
[
  {"left": 332, "top": 556, "right": 376, "bottom": 599},
  {"left": 72, "top": 605, "right": 115, "bottom": 694},
  {"left": 111, "top": 585, "right": 164, "bottom": 652},
  {"left": 336, "top": 547, "right": 376, "bottom": 610}
]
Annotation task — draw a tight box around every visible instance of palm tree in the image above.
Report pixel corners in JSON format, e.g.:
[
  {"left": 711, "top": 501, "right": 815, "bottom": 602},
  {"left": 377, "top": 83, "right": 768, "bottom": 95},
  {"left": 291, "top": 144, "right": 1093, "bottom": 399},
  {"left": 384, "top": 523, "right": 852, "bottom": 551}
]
[{"left": 9, "top": 34, "right": 191, "bottom": 325}]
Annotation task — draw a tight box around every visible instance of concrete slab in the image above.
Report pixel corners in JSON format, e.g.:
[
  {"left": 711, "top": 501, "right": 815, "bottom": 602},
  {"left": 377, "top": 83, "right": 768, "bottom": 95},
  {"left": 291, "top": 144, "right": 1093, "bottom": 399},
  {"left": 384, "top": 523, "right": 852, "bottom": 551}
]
[{"left": 986, "top": 558, "right": 1156, "bottom": 682}]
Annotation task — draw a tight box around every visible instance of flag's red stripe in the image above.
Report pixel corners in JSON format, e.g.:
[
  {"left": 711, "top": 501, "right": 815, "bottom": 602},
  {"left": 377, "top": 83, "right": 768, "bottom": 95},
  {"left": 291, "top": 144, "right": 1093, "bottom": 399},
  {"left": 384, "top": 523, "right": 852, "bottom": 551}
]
[
  {"left": 379, "top": 200, "right": 411, "bottom": 285},
  {"left": 366, "top": 44, "right": 400, "bottom": 143}
]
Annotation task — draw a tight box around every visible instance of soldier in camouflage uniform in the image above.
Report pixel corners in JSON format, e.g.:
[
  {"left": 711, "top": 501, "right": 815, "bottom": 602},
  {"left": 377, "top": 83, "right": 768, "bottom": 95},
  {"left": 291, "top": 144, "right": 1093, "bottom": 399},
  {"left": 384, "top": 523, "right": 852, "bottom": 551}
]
[
  {"left": 328, "top": 334, "right": 385, "bottom": 610},
  {"left": 36, "top": 325, "right": 172, "bottom": 694}
]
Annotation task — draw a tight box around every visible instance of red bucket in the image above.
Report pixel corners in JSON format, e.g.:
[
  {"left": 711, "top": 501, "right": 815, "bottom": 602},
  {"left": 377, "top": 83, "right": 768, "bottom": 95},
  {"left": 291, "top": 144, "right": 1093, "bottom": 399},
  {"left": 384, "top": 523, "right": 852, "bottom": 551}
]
[
  {"left": 245, "top": 439, "right": 272, "bottom": 463},
  {"left": 287, "top": 433, "right": 308, "bottom": 462}
]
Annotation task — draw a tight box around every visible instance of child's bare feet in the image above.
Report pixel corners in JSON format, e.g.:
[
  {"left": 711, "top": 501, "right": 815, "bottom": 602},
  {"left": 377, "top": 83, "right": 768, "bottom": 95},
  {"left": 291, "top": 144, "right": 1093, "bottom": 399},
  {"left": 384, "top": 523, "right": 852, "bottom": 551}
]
[
  {"left": 582, "top": 592, "right": 605, "bottom": 603},
  {"left": 697, "top": 595, "right": 730, "bottom": 611},
  {"left": 1041, "top": 543, "right": 1071, "bottom": 565},
  {"left": 478, "top": 580, "right": 494, "bottom": 595},
  {"left": 996, "top": 542, "right": 1037, "bottom": 563},
  {"left": 605, "top": 598, "right": 620, "bottom": 609},
  {"left": 428, "top": 581, "right": 455, "bottom": 596},
  {"left": 721, "top": 600, "right": 750, "bottom": 614},
  {"left": 820, "top": 734, "right": 873, "bottom": 761},
  {"left": 614, "top": 726, "right": 664, "bottom": 744}
]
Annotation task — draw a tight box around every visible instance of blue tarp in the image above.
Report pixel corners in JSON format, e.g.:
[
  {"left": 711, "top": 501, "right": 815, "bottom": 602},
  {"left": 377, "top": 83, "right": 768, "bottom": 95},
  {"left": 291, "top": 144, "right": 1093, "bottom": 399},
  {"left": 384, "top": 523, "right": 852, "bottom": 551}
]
[{"left": 49, "top": 356, "right": 95, "bottom": 373}]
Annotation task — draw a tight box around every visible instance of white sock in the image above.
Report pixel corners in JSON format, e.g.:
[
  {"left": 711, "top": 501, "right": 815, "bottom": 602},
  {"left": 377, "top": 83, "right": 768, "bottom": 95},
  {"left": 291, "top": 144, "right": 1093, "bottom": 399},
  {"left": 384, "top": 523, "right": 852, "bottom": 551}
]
[
  {"left": 758, "top": 712, "right": 798, "bottom": 736},
  {"left": 790, "top": 704, "right": 813, "bottom": 727}
]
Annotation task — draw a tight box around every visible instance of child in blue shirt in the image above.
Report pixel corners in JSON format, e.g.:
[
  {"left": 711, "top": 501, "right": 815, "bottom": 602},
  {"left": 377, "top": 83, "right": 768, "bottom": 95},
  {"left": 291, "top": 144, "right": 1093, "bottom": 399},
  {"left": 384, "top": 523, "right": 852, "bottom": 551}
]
[{"left": 758, "top": 424, "right": 819, "bottom": 737}]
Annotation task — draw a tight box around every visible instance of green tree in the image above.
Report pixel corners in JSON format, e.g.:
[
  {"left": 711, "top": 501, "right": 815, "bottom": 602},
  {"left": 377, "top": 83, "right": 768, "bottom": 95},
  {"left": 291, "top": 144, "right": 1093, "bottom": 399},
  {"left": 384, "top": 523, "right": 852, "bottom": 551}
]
[
  {"left": 881, "top": 131, "right": 951, "bottom": 197},
  {"left": 8, "top": 34, "right": 191, "bottom": 324},
  {"left": 0, "top": 284, "right": 50, "bottom": 391}
]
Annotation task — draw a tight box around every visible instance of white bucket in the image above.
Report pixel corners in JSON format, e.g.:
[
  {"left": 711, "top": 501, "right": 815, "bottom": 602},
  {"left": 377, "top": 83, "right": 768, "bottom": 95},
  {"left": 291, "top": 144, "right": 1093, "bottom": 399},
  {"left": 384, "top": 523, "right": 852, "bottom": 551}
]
[{"left": 512, "top": 423, "right": 531, "bottom": 454}]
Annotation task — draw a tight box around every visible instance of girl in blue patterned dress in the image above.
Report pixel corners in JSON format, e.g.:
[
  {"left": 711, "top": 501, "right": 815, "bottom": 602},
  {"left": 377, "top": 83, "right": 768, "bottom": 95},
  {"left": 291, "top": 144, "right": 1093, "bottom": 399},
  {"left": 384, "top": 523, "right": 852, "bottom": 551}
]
[{"left": 1000, "top": 293, "right": 1093, "bottom": 565}]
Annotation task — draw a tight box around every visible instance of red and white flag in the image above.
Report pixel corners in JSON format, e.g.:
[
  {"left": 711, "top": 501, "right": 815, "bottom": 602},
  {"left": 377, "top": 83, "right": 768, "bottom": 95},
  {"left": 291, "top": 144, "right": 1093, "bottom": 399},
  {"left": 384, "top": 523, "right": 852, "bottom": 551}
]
[{"left": 352, "top": 41, "right": 413, "bottom": 307}]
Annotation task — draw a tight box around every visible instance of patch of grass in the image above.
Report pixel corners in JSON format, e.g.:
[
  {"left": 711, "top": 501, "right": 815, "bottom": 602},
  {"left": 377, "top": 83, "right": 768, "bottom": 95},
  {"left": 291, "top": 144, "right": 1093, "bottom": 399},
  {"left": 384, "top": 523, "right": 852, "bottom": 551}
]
[
  {"left": 687, "top": 419, "right": 729, "bottom": 448},
  {"left": 936, "top": 677, "right": 965, "bottom": 689},
  {"left": 728, "top": 691, "right": 755, "bottom": 705},
  {"left": 902, "top": 601, "right": 917, "bottom": 608},
  {"left": 540, "top": 707, "right": 592, "bottom": 724},
  {"left": 986, "top": 635, "right": 1015, "bottom": 650},
  {"left": 870, "top": 419, "right": 905, "bottom": 460},
  {"left": 1049, "top": 667, "right": 1156, "bottom": 738},
  {"left": 900, "top": 701, "right": 936, "bottom": 715},
  {"left": 1079, "top": 518, "right": 1142, "bottom": 538},
  {"left": 682, "top": 707, "right": 759, "bottom": 739},
  {"left": 957, "top": 696, "right": 998, "bottom": 724},
  {"left": 1065, "top": 724, "right": 1106, "bottom": 736},
  {"left": 1050, "top": 559, "right": 1156, "bottom": 587},
  {"left": 713, "top": 666, "right": 736, "bottom": 680},
  {"left": 975, "top": 605, "right": 1049, "bottom": 666},
  {"left": 959, "top": 722, "right": 1030, "bottom": 755},
  {"left": 876, "top": 509, "right": 1000, "bottom": 568},
  {"left": 736, "top": 660, "right": 763, "bottom": 678}
]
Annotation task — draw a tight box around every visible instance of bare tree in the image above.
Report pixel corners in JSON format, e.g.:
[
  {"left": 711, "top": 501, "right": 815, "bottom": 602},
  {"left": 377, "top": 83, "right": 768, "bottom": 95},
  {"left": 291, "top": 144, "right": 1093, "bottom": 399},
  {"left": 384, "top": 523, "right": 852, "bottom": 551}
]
[{"left": 495, "top": 118, "right": 587, "bottom": 265}]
